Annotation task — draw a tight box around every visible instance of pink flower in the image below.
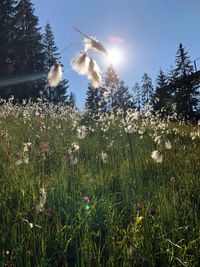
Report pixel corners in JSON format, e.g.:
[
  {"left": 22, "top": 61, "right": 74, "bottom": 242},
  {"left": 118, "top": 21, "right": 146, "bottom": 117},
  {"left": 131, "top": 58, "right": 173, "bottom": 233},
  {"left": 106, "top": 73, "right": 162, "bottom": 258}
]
[
  {"left": 136, "top": 202, "right": 142, "bottom": 211},
  {"left": 83, "top": 196, "right": 90, "bottom": 204}
]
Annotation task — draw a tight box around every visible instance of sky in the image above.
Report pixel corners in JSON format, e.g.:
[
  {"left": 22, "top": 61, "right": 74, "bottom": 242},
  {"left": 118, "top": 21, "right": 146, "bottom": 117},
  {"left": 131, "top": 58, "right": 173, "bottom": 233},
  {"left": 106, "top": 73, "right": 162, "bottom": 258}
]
[{"left": 31, "top": 0, "right": 200, "bottom": 109}]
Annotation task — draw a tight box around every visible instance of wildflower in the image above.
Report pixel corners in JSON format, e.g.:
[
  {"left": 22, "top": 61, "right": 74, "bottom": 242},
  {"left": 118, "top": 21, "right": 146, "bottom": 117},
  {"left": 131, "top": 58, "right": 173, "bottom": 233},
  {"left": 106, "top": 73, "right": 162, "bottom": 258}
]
[
  {"left": 136, "top": 202, "right": 142, "bottom": 211},
  {"left": 151, "top": 150, "right": 163, "bottom": 163},
  {"left": 165, "top": 139, "right": 171, "bottom": 149},
  {"left": 39, "top": 187, "right": 47, "bottom": 208},
  {"left": 125, "top": 124, "right": 134, "bottom": 134},
  {"left": 47, "top": 63, "right": 63, "bottom": 87},
  {"left": 35, "top": 203, "right": 43, "bottom": 213},
  {"left": 101, "top": 152, "right": 107, "bottom": 163},
  {"left": 154, "top": 135, "right": 161, "bottom": 145},
  {"left": 71, "top": 51, "right": 90, "bottom": 75},
  {"left": 29, "top": 223, "right": 34, "bottom": 229},
  {"left": 83, "top": 196, "right": 90, "bottom": 204},
  {"left": 16, "top": 159, "right": 23, "bottom": 165},
  {"left": 68, "top": 143, "right": 79, "bottom": 154},
  {"left": 41, "top": 142, "right": 49, "bottom": 152},
  {"left": 77, "top": 125, "right": 87, "bottom": 139},
  {"left": 70, "top": 153, "right": 78, "bottom": 165},
  {"left": 87, "top": 58, "right": 102, "bottom": 88}
]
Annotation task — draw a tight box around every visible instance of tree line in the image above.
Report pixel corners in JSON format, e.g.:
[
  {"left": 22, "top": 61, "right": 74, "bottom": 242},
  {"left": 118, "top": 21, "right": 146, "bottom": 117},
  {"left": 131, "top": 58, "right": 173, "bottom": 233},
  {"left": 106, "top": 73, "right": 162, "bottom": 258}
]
[
  {"left": 85, "top": 43, "right": 200, "bottom": 121},
  {"left": 1, "top": 1, "right": 200, "bottom": 120}
]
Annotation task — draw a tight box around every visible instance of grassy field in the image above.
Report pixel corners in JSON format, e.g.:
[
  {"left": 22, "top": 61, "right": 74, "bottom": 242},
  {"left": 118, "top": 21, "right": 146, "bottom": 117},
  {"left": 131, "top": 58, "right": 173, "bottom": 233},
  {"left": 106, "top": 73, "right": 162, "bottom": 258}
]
[{"left": 0, "top": 100, "right": 199, "bottom": 266}]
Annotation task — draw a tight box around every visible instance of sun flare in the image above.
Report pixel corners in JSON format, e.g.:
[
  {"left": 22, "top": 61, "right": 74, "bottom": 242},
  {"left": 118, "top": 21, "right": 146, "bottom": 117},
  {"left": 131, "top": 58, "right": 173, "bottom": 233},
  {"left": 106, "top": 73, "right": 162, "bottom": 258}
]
[{"left": 107, "top": 47, "right": 123, "bottom": 66}]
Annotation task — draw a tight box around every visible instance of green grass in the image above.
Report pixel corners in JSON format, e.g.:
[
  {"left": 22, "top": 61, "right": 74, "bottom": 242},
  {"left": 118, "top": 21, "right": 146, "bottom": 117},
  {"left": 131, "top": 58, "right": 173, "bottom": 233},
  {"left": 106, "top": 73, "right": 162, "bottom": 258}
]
[{"left": 0, "top": 103, "right": 199, "bottom": 266}]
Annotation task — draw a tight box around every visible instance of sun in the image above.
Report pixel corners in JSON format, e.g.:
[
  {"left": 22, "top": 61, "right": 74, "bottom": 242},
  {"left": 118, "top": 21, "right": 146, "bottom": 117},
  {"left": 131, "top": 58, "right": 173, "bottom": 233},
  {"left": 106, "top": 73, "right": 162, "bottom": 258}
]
[{"left": 107, "top": 47, "right": 123, "bottom": 66}]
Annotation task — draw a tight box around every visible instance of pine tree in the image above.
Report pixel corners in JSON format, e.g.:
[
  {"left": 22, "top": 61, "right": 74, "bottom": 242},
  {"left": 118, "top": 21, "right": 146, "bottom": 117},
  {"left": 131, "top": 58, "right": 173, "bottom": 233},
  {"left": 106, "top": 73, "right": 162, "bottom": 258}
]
[
  {"left": 141, "top": 72, "right": 154, "bottom": 108},
  {"left": 68, "top": 92, "right": 76, "bottom": 108},
  {"left": 0, "top": 0, "right": 17, "bottom": 99},
  {"left": 43, "top": 22, "right": 68, "bottom": 103},
  {"left": 11, "top": 0, "right": 45, "bottom": 101},
  {"left": 112, "top": 80, "right": 135, "bottom": 115},
  {"left": 153, "top": 69, "right": 173, "bottom": 116},
  {"left": 173, "top": 43, "right": 199, "bottom": 120},
  {"left": 85, "top": 84, "right": 101, "bottom": 117},
  {"left": 133, "top": 82, "right": 141, "bottom": 110}
]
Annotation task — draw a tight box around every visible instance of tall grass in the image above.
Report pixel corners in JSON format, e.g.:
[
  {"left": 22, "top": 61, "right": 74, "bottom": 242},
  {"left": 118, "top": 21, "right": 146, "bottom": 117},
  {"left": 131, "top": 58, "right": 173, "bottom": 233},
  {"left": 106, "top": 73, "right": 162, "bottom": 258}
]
[{"left": 0, "top": 100, "right": 199, "bottom": 266}]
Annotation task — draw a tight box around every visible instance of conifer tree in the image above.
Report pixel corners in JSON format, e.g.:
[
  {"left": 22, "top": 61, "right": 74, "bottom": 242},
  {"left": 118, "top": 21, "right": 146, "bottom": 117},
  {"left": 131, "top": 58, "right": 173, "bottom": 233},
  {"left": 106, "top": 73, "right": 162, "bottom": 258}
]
[
  {"left": 68, "top": 92, "right": 76, "bottom": 108},
  {"left": 85, "top": 84, "right": 101, "bottom": 117},
  {"left": 173, "top": 43, "right": 199, "bottom": 120},
  {"left": 141, "top": 72, "right": 154, "bottom": 108},
  {"left": 112, "top": 80, "right": 135, "bottom": 115},
  {"left": 0, "top": 0, "right": 17, "bottom": 99},
  {"left": 133, "top": 82, "right": 141, "bottom": 110},
  {"left": 12, "top": 0, "right": 45, "bottom": 101},
  {"left": 43, "top": 22, "right": 68, "bottom": 103},
  {"left": 153, "top": 69, "right": 173, "bottom": 116}
]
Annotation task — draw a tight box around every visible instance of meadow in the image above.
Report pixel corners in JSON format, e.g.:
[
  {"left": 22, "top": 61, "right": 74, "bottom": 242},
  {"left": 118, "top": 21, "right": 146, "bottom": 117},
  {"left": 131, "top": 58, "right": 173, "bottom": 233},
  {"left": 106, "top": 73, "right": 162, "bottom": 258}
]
[{"left": 0, "top": 99, "right": 199, "bottom": 267}]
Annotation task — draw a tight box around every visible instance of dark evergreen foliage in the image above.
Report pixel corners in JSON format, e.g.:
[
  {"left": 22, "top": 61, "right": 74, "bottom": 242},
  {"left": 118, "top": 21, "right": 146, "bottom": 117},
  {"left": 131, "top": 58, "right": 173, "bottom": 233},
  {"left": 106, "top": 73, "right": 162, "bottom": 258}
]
[
  {"left": 68, "top": 92, "right": 76, "bottom": 108},
  {"left": 43, "top": 22, "right": 68, "bottom": 103},
  {"left": 141, "top": 72, "right": 154, "bottom": 107},
  {"left": 0, "top": 0, "right": 17, "bottom": 99},
  {"left": 153, "top": 69, "right": 173, "bottom": 116},
  {"left": 12, "top": 0, "right": 45, "bottom": 101},
  {"left": 173, "top": 43, "right": 199, "bottom": 120},
  {"left": 133, "top": 82, "right": 141, "bottom": 110}
]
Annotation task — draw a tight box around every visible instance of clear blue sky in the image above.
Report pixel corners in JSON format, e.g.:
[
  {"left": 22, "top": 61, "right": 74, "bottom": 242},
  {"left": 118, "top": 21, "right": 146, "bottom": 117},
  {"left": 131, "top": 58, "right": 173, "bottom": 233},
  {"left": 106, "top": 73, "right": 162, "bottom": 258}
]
[{"left": 32, "top": 0, "right": 200, "bottom": 108}]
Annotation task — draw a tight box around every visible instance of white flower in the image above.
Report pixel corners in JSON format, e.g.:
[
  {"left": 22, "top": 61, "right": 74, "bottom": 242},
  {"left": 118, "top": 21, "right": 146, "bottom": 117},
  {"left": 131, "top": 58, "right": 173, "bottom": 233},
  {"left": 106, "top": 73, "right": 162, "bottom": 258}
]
[
  {"left": 165, "top": 139, "right": 171, "bottom": 149},
  {"left": 39, "top": 187, "right": 47, "bottom": 207},
  {"left": 101, "top": 152, "right": 107, "bottom": 163},
  {"left": 71, "top": 52, "right": 90, "bottom": 75},
  {"left": 77, "top": 126, "right": 87, "bottom": 139},
  {"left": 47, "top": 63, "right": 63, "bottom": 87},
  {"left": 70, "top": 153, "right": 78, "bottom": 165},
  {"left": 87, "top": 58, "right": 102, "bottom": 88},
  {"left": 68, "top": 143, "right": 79, "bottom": 154},
  {"left": 16, "top": 159, "right": 23, "bottom": 165},
  {"left": 35, "top": 203, "right": 43, "bottom": 213},
  {"left": 154, "top": 136, "right": 161, "bottom": 145},
  {"left": 151, "top": 150, "right": 163, "bottom": 163},
  {"left": 24, "top": 157, "right": 29, "bottom": 164},
  {"left": 125, "top": 125, "right": 134, "bottom": 134},
  {"left": 29, "top": 223, "right": 34, "bottom": 229}
]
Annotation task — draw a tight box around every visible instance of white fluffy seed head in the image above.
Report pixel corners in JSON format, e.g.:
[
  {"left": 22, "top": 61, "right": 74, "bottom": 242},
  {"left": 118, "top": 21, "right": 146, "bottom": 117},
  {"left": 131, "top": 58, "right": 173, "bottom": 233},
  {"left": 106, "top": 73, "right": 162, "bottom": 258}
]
[
  {"left": 87, "top": 58, "right": 102, "bottom": 88},
  {"left": 151, "top": 150, "right": 163, "bottom": 163},
  {"left": 84, "top": 37, "right": 108, "bottom": 55},
  {"left": 71, "top": 52, "right": 90, "bottom": 75},
  {"left": 47, "top": 63, "right": 63, "bottom": 87}
]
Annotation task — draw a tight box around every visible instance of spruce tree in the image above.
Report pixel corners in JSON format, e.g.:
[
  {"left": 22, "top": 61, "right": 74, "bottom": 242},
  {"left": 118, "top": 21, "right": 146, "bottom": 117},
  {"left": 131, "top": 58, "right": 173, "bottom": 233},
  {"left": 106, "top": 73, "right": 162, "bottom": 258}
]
[
  {"left": 43, "top": 22, "right": 68, "bottom": 103},
  {"left": 112, "top": 81, "right": 135, "bottom": 115},
  {"left": 173, "top": 43, "right": 199, "bottom": 120},
  {"left": 133, "top": 82, "right": 141, "bottom": 110},
  {"left": 12, "top": 0, "right": 45, "bottom": 101},
  {"left": 0, "top": 0, "right": 17, "bottom": 99},
  {"left": 153, "top": 69, "right": 173, "bottom": 116},
  {"left": 68, "top": 92, "right": 76, "bottom": 108},
  {"left": 141, "top": 72, "right": 154, "bottom": 108},
  {"left": 85, "top": 84, "right": 101, "bottom": 117}
]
